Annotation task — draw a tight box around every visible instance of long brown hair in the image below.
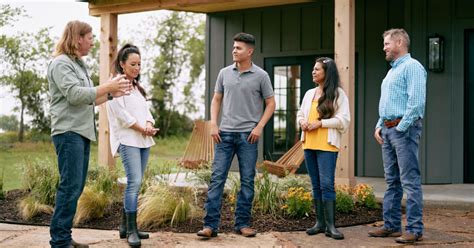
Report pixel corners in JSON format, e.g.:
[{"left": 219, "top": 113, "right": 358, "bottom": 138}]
[
  {"left": 114, "top": 44, "right": 146, "bottom": 98},
  {"left": 53, "top": 20, "right": 92, "bottom": 58},
  {"left": 315, "top": 57, "right": 340, "bottom": 120}
]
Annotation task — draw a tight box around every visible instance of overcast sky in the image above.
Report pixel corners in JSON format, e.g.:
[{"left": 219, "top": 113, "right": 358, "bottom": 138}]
[{"left": 0, "top": 0, "right": 169, "bottom": 117}]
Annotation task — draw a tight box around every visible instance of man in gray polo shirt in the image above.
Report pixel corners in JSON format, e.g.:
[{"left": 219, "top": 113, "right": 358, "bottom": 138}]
[{"left": 197, "top": 33, "right": 276, "bottom": 238}]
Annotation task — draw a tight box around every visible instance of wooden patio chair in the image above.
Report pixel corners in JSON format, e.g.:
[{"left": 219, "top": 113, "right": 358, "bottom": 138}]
[
  {"left": 260, "top": 141, "right": 304, "bottom": 177},
  {"left": 179, "top": 120, "right": 215, "bottom": 169}
]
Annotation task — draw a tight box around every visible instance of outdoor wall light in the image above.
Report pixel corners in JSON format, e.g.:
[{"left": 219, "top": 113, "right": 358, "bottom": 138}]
[{"left": 428, "top": 34, "right": 444, "bottom": 72}]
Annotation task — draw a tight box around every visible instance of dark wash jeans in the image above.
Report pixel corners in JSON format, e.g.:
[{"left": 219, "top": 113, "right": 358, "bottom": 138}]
[
  {"left": 303, "top": 149, "right": 338, "bottom": 201},
  {"left": 381, "top": 119, "right": 424, "bottom": 235},
  {"left": 203, "top": 131, "right": 258, "bottom": 232},
  {"left": 50, "top": 131, "right": 90, "bottom": 247}
]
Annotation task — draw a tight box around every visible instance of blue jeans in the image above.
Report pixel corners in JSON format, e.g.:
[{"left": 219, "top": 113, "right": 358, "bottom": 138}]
[
  {"left": 381, "top": 119, "right": 423, "bottom": 235},
  {"left": 119, "top": 144, "right": 150, "bottom": 213},
  {"left": 304, "top": 149, "right": 338, "bottom": 201},
  {"left": 203, "top": 132, "right": 258, "bottom": 232},
  {"left": 50, "top": 132, "right": 90, "bottom": 248}
]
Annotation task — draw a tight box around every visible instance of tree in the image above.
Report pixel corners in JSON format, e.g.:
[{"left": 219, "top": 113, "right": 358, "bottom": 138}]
[
  {"left": 0, "top": 24, "right": 54, "bottom": 141},
  {"left": 147, "top": 12, "right": 205, "bottom": 137},
  {"left": 0, "top": 114, "right": 19, "bottom": 132}
]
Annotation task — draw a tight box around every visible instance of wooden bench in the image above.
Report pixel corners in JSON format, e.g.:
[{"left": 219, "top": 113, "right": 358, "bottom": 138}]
[
  {"left": 261, "top": 141, "right": 304, "bottom": 177},
  {"left": 179, "top": 120, "right": 215, "bottom": 169}
]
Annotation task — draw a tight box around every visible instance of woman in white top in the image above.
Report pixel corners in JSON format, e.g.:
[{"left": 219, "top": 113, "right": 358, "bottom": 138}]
[
  {"left": 106, "top": 44, "right": 157, "bottom": 247},
  {"left": 296, "top": 57, "right": 350, "bottom": 240}
]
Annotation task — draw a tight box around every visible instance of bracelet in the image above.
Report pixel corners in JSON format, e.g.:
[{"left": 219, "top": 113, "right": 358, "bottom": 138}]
[{"left": 107, "top": 93, "right": 113, "bottom": 101}]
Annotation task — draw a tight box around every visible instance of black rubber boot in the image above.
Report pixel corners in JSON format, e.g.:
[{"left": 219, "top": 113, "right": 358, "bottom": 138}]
[
  {"left": 120, "top": 208, "right": 149, "bottom": 239},
  {"left": 306, "top": 199, "right": 326, "bottom": 235},
  {"left": 126, "top": 212, "right": 141, "bottom": 247},
  {"left": 323, "top": 200, "right": 344, "bottom": 240}
]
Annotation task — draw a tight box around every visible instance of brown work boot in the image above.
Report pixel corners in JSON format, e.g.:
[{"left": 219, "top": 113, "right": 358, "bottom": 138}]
[
  {"left": 197, "top": 227, "right": 217, "bottom": 238},
  {"left": 237, "top": 227, "right": 257, "bottom": 237},
  {"left": 395, "top": 232, "right": 423, "bottom": 243},
  {"left": 70, "top": 239, "right": 89, "bottom": 248},
  {"left": 368, "top": 227, "right": 402, "bottom": 237}
]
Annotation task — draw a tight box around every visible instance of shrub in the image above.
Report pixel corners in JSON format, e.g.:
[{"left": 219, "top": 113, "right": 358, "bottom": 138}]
[
  {"left": 87, "top": 166, "right": 121, "bottom": 202},
  {"left": 137, "top": 184, "right": 197, "bottom": 229},
  {"left": 18, "top": 194, "right": 53, "bottom": 220},
  {"left": 253, "top": 171, "right": 282, "bottom": 216},
  {"left": 336, "top": 189, "right": 354, "bottom": 213},
  {"left": 279, "top": 175, "right": 311, "bottom": 193},
  {"left": 225, "top": 173, "right": 240, "bottom": 210},
  {"left": 281, "top": 187, "right": 312, "bottom": 218},
  {"left": 73, "top": 186, "right": 111, "bottom": 225},
  {"left": 353, "top": 183, "right": 378, "bottom": 209},
  {"left": 188, "top": 166, "right": 213, "bottom": 187},
  {"left": 22, "top": 158, "right": 59, "bottom": 206}
]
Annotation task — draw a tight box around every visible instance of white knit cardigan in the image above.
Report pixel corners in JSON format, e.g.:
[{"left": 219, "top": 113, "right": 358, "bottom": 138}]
[{"left": 296, "top": 87, "right": 351, "bottom": 149}]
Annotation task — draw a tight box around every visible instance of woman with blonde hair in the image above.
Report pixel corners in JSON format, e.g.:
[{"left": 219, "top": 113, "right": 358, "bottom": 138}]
[{"left": 48, "top": 20, "right": 130, "bottom": 248}]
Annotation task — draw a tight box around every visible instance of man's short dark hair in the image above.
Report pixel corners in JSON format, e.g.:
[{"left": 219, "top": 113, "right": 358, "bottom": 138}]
[{"left": 233, "top": 32, "right": 256, "bottom": 47}]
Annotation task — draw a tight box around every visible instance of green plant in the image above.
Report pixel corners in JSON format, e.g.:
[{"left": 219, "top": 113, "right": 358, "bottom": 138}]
[
  {"left": 87, "top": 166, "right": 121, "bottom": 202},
  {"left": 279, "top": 175, "right": 311, "bottom": 192},
  {"left": 336, "top": 189, "right": 354, "bottom": 213},
  {"left": 0, "top": 167, "right": 5, "bottom": 200},
  {"left": 21, "top": 158, "right": 59, "bottom": 205},
  {"left": 18, "top": 194, "right": 53, "bottom": 220},
  {"left": 253, "top": 171, "right": 282, "bottom": 216},
  {"left": 188, "top": 166, "right": 213, "bottom": 187},
  {"left": 353, "top": 183, "right": 378, "bottom": 209},
  {"left": 225, "top": 173, "right": 241, "bottom": 210},
  {"left": 281, "top": 187, "right": 312, "bottom": 218},
  {"left": 73, "top": 186, "right": 111, "bottom": 225},
  {"left": 137, "top": 184, "right": 198, "bottom": 229}
]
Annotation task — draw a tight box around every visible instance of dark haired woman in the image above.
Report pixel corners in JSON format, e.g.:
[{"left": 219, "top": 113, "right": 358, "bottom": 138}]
[
  {"left": 107, "top": 44, "right": 157, "bottom": 247},
  {"left": 297, "top": 57, "right": 350, "bottom": 240}
]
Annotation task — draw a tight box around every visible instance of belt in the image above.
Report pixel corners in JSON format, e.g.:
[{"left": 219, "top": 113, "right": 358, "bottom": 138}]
[{"left": 383, "top": 118, "right": 401, "bottom": 128}]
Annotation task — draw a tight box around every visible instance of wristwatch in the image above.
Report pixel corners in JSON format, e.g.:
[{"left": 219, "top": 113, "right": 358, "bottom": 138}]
[{"left": 107, "top": 93, "right": 113, "bottom": 101}]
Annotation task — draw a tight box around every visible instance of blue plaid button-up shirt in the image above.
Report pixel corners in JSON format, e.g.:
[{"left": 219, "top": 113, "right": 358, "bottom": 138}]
[{"left": 376, "top": 53, "right": 427, "bottom": 132}]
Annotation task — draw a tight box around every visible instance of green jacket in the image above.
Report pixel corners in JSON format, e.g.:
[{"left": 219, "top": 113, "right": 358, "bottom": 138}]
[{"left": 48, "top": 54, "right": 97, "bottom": 141}]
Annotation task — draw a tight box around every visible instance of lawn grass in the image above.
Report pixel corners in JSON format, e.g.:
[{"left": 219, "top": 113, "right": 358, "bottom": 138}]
[{"left": 0, "top": 134, "right": 189, "bottom": 191}]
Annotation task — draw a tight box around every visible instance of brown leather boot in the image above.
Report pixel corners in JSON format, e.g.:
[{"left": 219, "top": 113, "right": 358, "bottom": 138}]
[
  {"left": 197, "top": 227, "right": 218, "bottom": 238},
  {"left": 395, "top": 232, "right": 423, "bottom": 243},
  {"left": 237, "top": 227, "right": 257, "bottom": 237},
  {"left": 368, "top": 227, "right": 402, "bottom": 237}
]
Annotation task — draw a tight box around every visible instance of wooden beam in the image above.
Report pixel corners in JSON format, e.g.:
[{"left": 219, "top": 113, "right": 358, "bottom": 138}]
[
  {"left": 89, "top": 0, "right": 314, "bottom": 16},
  {"left": 98, "top": 13, "right": 118, "bottom": 169},
  {"left": 334, "top": 0, "right": 356, "bottom": 187}
]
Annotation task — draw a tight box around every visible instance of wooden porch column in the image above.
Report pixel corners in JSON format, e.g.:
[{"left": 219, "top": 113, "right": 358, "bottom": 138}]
[
  {"left": 98, "top": 13, "right": 118, "bottom": 169},
  {"left": 334, "top": 0, "right": 356, "bottom": 186}
]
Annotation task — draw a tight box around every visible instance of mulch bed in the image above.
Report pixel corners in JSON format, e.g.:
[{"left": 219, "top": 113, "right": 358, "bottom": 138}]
[{"left": 0, "top": 189, "right": 382, "bottom": 233}]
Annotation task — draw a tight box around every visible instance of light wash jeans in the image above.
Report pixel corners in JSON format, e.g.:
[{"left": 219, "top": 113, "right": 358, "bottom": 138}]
[
  {"left": 203, "top": 132, "right": 258, "bottom": 232},
  {"left": 119, "top": 144, "right": 150, "bottom": 213},
  {"left": 381, "top": 119, "right": 424, "bottom": 236}
]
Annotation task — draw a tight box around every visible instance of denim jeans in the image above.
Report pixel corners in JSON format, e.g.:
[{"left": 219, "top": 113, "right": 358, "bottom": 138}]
[
  {"left": 203, "top": 132, "right": 258, "bottom": 232},
  {"left": 381, "top": 119, "right": 423, "bottom": 235},
  {"left": 50, "top": 132, "right": 90, "bottom": 248},
  {"left": 119, "top": 144, "right": 150, "bottom": 213},
  {"left": 303, "top": 149, "right": 338, "bottom": 201}
]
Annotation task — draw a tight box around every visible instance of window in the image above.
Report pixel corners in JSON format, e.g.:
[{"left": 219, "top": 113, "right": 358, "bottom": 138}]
[{"left": 273, "top": 65, "right": 301, "bottom": 153}]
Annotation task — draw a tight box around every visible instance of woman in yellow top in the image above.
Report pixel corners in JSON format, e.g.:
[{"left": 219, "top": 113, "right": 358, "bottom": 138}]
[{"left": 297, "top": 57, "right": 350, "bottom": 240}]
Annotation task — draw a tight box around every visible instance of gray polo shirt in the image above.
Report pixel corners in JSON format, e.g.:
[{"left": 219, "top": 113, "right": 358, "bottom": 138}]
[
  {"left": 48, "top": 54, "right": 97, "bottom": 141},
  {"left": 215, "top": 63, "right": 274, "bottom": 132}
]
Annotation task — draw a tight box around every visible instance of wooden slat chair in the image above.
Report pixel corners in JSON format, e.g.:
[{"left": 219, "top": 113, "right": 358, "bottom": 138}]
[
  {"left": 261, "top": 141, "right": 304, "bottom": 177},
  {"left": 179, "top": 120, "right": 215, "bottom": 169}
]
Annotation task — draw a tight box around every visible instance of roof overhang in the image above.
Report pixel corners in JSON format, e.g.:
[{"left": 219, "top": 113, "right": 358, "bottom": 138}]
[{"left": 88, "top": 0, "right": 316, "bottom": 16}]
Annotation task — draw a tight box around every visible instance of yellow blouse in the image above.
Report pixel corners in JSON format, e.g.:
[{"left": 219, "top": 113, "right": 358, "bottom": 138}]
[{"left": 302, "top": 101, "right": 339, "bottom": 152}]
